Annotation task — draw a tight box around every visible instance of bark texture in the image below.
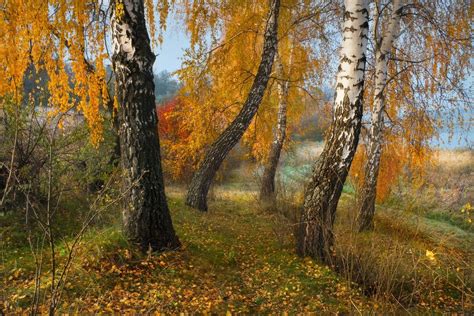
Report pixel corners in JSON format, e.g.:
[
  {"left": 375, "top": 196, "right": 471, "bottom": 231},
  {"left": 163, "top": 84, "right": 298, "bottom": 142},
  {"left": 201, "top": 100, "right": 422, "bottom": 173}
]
[
  {"left": 296, "top": 0, "right": 369, "bottom": 263},
  {"left": 259, "top": 53, "right": 290, "bottom": 204},
  {"left": 111, "top": 0, "right": 180, "bottom": 251},
  {"left": 185, "top": 0, "right": 280, "bottom": 211},
  {"left": 357, "top": 0, "right": 403, "bottom": 232}
]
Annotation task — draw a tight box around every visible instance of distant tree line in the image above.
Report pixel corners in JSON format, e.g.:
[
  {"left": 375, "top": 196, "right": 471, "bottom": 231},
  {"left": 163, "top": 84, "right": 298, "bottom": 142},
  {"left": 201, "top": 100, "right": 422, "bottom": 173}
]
[{"left": 23, "top": 65, "right": 179, "bottom": 105}]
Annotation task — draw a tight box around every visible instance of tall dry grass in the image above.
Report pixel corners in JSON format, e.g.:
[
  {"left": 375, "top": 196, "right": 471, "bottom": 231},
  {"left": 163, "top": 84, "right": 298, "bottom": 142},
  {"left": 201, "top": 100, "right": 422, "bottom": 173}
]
[
  {"left": 332, "top": 201, "right": 473, "bottom": 311},
  {"left": 264, "top": 148, "right": 474, "bottom": 311}
]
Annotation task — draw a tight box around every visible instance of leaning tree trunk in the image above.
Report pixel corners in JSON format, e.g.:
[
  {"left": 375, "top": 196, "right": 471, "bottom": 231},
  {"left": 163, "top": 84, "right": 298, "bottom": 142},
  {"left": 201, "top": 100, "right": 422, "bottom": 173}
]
[
  {"left": 296, "top": 0, "right": 369, "bottom": 263},
  {"left": 259, "top": 52, "right": 291, "bottom": 204},
  {"left": 185, "top": 0, "right": 280, "bottom": 211},
  {"left": 111, "top": 0, "right": 180, "bottom": 251},
  {"left": 357, "top": 0, "right": 403, "bottom": 232}
]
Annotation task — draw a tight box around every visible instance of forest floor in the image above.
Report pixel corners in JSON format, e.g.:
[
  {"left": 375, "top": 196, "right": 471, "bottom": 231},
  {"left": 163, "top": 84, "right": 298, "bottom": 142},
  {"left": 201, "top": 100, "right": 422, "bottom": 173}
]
[
  {"left": 2, "top": 183, "right": 473, "bottom": 313},
  {"left": 2, "top": 188, "right": 372, "bottom": 313}
]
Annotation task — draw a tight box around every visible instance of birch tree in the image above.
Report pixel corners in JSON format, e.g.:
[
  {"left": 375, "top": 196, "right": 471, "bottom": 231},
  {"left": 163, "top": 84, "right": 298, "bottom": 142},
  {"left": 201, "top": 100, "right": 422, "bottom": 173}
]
[
  {"left": 357, "top": 0, "right": 403, "bottom": 231},
  {"left": 167, "top": 0, "right": 328, "bottom": 192},
  {"left": 111, "top": 0, "right": 180, "bottom": 251},
  {"left": 185, "top": 0, "right": 281, "bottom": 211},
  {"left": 0, "top": 0, "right": 181, "bottom": 252},
  {"left": 259, "top": 50, "right": 292, "bottom": 204},
  {"left": 354, "top": 0, "right": 472, "bottom": 231},
  {"left": 296, "top": 0, "right": 369, "bottom": 262}
]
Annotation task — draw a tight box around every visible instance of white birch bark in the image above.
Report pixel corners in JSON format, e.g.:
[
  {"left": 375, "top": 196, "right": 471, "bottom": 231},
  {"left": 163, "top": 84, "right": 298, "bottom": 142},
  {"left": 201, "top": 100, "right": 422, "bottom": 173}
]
[
  {"left": 297, "top": 0, "right": 369, "bottom": 262},
  {"left": 358, "top": 0, "right": 403, "bottom": 231},
  {"left": 259, "top": 46, "right": 293, "bottom": 203}
]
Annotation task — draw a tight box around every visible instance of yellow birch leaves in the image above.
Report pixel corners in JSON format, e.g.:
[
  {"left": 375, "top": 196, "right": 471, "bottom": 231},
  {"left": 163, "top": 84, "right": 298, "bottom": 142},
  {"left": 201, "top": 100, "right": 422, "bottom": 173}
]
[{"left": 0, "top": 0, "right": 107, "bottom": 144}]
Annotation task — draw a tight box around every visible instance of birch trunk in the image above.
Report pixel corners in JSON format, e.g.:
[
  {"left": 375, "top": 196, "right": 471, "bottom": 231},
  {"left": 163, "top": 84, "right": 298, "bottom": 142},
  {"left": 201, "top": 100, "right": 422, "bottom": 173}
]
[
  {"left": 358, "top": 0, "right": 403, "bottom": 232},
  {"left": 111, "top": 0, "right": 180, "bottom": 251},
  {"left": 296, "top": 0, "right": 369, "bottom": 263},
  {"left": 259, "top": 52, "right": 291, "bottom": 204},
  {"left": 185, "top": 0, "right": 280, "bottom": 211}
]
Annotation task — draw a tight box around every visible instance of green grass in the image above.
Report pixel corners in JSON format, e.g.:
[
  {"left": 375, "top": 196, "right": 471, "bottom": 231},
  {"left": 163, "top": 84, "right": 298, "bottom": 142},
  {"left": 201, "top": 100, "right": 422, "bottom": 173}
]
[
  {"left": 2, "top": 189, "right": 374, "bottom": 314},
  {"left": 424, "top": 210, "right": 474, "bottom": 233},
  {"left": 373, "top": 195, "right": 474, "bottom": 253},
  {"left": 332, "top": 196, "right": 473, "bottom": 311},
  {"left": 2, "top": 187, "right": 472, "bottom": 313}
]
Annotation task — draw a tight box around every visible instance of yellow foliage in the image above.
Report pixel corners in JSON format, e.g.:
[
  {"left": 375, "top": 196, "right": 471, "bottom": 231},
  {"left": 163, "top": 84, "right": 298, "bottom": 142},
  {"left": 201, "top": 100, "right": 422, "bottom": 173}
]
[
  {"left": 461, "top": 202, "right": 473, "bottom": 224},
  {"left": 349, "top": 0, "right": 471, "bottom": 203},
  {"left": 0, "top": 0, "right": 176, "bottom": 144},
  {"left": 425, "top": 250, "right": 436, "bottom": 262},
  {"left": 166, "top": 0, "right": 323, "bottom": 179},
  {"left": 0, "top": 0, "right": 109, "bottom": 144},
  {"left": 350, "top": 118, "right": 434, "bottom": 203}
]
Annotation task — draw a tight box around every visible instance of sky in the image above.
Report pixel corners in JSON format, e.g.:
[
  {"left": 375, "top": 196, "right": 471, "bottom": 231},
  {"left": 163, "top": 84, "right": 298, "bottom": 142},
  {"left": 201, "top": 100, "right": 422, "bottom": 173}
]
[{"left": 153, "top": 18, "right": 189, "bottom": 75}]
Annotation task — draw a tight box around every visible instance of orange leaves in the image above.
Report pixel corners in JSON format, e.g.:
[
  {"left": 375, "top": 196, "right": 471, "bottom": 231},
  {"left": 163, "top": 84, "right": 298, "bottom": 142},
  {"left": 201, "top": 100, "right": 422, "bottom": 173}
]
[
  {"left": 350, "top": 127, "right": 432, "bottom": 204},
  {"left": 0, "top": 0, "right": 108, "bottom": 144},
  {"left": 349, "top": 145, "right": 366, "bottom": 195},
  {"left": 171, "top": 1, "right": 318, "bottom": 172},
  {"left": 157, "top": 97, "right": 191, "bottom": 142},
  {"left": 0, "top": 0, "right": 35, "bottom": 102},
  {"left": 157, "top": 97, "right": 196, "bottom": 179},
  {"left": 376, "top": 140, "right": 403, "bottom": 202},
  {"left": 145, "top": 0, "right": 156, "bottom": 46}
]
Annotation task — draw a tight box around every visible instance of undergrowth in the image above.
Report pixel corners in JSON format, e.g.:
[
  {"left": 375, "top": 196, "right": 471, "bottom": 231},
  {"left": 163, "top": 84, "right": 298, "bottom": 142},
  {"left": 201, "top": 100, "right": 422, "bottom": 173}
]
[
  {"left": 3, "top": 190, "right": 372, "bottom": 313},
  {"left": 2, "top": 187, "right": 473, "bottom": 313}
]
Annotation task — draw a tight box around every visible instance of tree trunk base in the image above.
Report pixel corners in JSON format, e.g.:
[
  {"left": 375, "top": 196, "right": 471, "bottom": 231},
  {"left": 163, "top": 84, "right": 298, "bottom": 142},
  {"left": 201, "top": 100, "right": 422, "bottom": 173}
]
[
  {"left": 185, "top": 197, "right": 208, "bottom": 212},
  {"left": 138, "top": 234, "right": 181, "bottom": 253},
  {"left": 296, "top": 203, "right": 336, "bottom": 264},
  {"left": 259, "top": 182, "right": 276, "bottom": 208},
  {"left": 185, "top": 183, "right": 209, "bottom": 212},
  {"left": 259, "top": 194, "right": 277, "bottom": 212}
]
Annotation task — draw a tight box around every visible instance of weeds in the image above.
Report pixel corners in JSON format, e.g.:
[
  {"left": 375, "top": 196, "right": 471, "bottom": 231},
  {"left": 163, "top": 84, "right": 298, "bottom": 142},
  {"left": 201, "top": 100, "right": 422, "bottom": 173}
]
[{"left": 331, "top": 196, "right": 473, "bottom": 311}]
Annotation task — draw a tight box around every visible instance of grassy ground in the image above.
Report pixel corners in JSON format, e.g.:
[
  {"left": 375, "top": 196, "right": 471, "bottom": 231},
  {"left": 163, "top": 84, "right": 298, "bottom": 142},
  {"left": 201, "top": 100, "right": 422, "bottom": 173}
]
[
  {"left": 2, "top": 184, "right": 473, "bottom": 313},
  {"left": 2, "top": 188, "right": 371, "bottom": 314},
  {"left": 335, "top": 196, "right": 473, "bottom": 311}
]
